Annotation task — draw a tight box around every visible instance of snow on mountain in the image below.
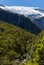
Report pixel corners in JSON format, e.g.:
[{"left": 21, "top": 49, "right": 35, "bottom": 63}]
[
  {"left": 0, "top": 6, "right": 44, "bottom": 19},
  {"left": 0, "top": 5, "right": 44, "bottom": 30}
]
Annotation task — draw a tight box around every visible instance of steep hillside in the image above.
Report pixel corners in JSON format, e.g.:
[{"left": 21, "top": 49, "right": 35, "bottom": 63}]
[
  {"left": 0, "top": 21, "right": 36, "bottom": 65},
  {"left": 0, "top": 21, "right": 44, "bottom": 65},
  {"left": 21, "top": 31, "right": 44, "bottom": 65}
]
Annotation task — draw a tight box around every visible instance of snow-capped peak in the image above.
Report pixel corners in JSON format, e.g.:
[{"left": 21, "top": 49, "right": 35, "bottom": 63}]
[{"left": 0, "top": 5, "right": 44, "bottom": 18}]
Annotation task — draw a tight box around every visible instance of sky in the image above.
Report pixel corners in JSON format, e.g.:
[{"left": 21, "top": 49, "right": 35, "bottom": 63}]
[{"left": 0, "top": 0, "right": 44, "bottom": 9}]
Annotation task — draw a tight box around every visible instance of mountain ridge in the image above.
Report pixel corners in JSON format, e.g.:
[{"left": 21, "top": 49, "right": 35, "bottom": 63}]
[
  {"left": 0, "top": 6, "right": 44, "bottom": 18},
  {"left": 0, "top": 7, "right": 41, "bottom": 34},
  {"left": 0, "top": 5, "right": 44, "bottom": 30}
]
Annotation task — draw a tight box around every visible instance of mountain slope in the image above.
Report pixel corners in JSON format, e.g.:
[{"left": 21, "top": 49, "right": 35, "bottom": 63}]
[
  {"left": 34, "top": 17, "right": 44, "bottom": 29},
  {"left": 0, "top": 5, "right": 44, "bottom": 65},
  {"left": 0, "top": 21, "right": 36, "bottom": 65},
  {"left": 0, "top": 8, "right": 41, "bottom": 34},
  {"left": 20, "top": 31, "right": 44, "bottom": 65},
  {"left": 0, "top": 21, "right": 44, "bottom": 65}
]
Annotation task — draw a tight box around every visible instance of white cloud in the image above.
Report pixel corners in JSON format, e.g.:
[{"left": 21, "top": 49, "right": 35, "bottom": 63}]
[{"left": 0, "top": 6, "right": 44, "bottom": 18}]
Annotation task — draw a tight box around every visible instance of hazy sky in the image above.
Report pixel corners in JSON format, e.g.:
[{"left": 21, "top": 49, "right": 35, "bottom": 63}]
[{"left": 0, "top": 0, "right": 44, "bottom": 9}]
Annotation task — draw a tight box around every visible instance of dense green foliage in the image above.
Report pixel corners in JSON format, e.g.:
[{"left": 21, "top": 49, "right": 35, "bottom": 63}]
[
  {"left": 0, "top": 21, "right": 44, "bottom": 65},
  {"left": 21, "top": 31, "right": 44, "bottom": 65}
]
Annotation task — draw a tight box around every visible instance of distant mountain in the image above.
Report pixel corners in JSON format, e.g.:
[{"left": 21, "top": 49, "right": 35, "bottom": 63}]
[
  {"left": 0, "top": 6, "right": 41, "bottom": 34},
  {"left": 0, "top": 6, "right": 43, "bottom": 30},
  {"left": 28, "top": 8, "right": 44, "bottom": 30}
]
